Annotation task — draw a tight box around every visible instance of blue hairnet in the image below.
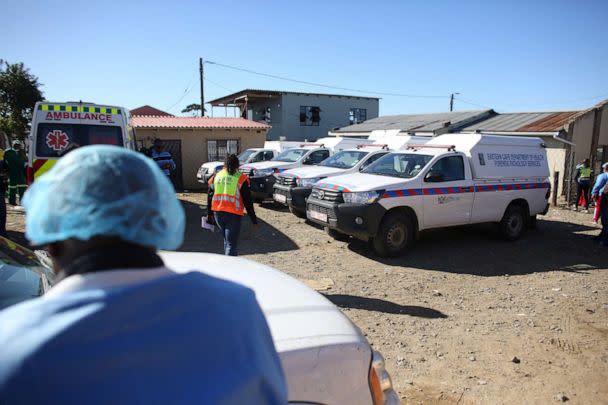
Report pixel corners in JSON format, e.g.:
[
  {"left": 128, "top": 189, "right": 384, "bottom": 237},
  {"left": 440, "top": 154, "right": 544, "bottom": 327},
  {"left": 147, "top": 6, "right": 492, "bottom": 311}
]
[{"left": 23, "top": 145, "right": 185, "bottom": 249}]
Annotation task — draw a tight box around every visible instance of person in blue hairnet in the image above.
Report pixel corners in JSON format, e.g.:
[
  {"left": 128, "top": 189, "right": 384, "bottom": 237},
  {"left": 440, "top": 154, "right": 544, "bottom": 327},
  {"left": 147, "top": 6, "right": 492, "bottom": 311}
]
[{"left": 0, "top": 145, "right": 287, "bottom": 405}]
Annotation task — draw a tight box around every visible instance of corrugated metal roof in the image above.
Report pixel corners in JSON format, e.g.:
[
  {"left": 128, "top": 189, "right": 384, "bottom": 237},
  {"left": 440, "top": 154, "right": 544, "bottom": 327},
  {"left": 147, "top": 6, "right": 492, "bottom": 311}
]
[
  {"left": 131, "top": 116, "right": 271, "bottom": 129},
  {"left": 518, "top": 111, "right": 579, "bottom": 132},
  {"left": 333, "top": 110, "right": 493, "bottom": 133},
  {"left": 462, "top": 112, "right": 580, "bottom": 132},
  {"left": 209, "top": 88, "right": 380, "bottom": 105}
]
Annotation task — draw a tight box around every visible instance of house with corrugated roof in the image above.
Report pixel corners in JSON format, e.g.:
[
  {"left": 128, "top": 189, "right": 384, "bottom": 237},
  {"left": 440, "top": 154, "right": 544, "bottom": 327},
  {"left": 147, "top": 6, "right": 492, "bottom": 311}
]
[
  {"left": 460, "top": 103, "right": 608, "bottom": 203},
  {"left": 208, "top": 89, "right": 379, "bottom": 142},
  {"left": 130, "top": 112, "right": 270, "bottom": 190}
]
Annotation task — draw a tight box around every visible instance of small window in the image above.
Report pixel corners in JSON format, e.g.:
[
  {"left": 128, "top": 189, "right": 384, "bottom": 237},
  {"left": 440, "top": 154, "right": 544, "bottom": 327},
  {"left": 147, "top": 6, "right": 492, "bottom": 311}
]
[
  {"left": 311, "top": 150, "right": 330, "bottom": 164},
  {"left": 207, "top": 139, "right": 239, "bottom": 161},
  {"left": 300, "top": 106, "right": 321, "bottom": 126},
  {"left": 428, "top": 156, "right": 465, "bottom": 182},
  {"left": 264, "top": 151, "right": 274, "bottom": 160},
  {"left": 349, "top": 108, "right": 367, "bottom": 125}
]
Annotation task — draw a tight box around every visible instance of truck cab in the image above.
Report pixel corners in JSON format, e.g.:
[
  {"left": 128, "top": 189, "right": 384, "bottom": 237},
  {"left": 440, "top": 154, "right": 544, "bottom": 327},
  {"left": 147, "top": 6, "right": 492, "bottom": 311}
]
[
  {"left": 241, "top": 137, "right": 363, "bottom": 201},
  {"left": 273, "top": 145, "right": 390, "bottom": 217},
  {"left": 273, "top": 136, "right": 432, "bottom": 217},
  {"left": 306, "top": 134, "right": 551, "bottom": 256}
]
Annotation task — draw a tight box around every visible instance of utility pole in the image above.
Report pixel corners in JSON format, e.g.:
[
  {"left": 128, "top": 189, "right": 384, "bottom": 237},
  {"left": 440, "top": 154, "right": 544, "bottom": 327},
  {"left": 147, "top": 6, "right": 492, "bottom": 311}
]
[
  {"left": 199, "top": 57, "right": 205, "bottom": 117},
  {"left": 449, "top": 92, "right": 460, "bottom": 111}
]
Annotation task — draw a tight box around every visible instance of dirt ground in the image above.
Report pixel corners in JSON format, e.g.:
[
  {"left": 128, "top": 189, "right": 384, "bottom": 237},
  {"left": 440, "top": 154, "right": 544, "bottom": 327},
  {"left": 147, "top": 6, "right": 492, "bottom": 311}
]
[{"left": 7, "top": 194, "right": 607, "bottom": 405}]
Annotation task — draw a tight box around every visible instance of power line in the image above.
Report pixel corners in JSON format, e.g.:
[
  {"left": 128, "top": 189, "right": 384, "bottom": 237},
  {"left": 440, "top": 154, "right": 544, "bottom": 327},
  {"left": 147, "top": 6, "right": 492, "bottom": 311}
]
[
  {"left": 205, "top": 60, "right": 447, "bottom": 99},
  {"left": 165, "top": 71, "right": 198, "bottom": 112}
]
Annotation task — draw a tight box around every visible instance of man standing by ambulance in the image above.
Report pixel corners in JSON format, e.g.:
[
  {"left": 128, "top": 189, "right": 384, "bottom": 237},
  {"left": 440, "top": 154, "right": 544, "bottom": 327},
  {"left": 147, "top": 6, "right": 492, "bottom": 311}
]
[
  {"left": 4, "top": 140, "right": 27, "bottom": 205},
  {"left": 207, "top": 154, "right": 258, "bottom": 256}
]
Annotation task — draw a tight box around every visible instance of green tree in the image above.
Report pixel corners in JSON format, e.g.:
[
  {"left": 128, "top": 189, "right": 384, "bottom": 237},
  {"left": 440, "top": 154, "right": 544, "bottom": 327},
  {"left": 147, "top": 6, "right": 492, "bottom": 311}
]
[
  {"left": 181, "top": 103, "right": 206, "bottom": 116},
  {"left": 0, "top": 60, "right": 44, "bottom": 139}
]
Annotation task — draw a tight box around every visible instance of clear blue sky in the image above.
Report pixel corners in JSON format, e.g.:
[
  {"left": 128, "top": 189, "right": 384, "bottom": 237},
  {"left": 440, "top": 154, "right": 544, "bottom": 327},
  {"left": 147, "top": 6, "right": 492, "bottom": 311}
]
[{"left": 2, "top": 0, "right": 607, "bottom": 116}]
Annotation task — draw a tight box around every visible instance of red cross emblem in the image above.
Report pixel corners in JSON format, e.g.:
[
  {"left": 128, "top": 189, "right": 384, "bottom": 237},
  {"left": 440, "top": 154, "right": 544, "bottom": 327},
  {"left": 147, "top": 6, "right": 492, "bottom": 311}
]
[{"left": 46, "top": 130, "right": 69, "bottom": 152}]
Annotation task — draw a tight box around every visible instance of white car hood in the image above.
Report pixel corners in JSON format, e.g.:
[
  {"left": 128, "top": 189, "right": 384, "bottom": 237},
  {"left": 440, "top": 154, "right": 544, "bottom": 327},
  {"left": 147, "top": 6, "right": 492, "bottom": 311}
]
[
  {"left": 282, "top": 165, "right": 345, "bottom": 179},
  {"left": 317, "top": 172, "right": 412, "bottom": 192},
  {"left": 159, "top": 252, "right": 365, "bottom": 352},
  {"left": 241, "top": 161, "right": 294, "bottom": 171}
]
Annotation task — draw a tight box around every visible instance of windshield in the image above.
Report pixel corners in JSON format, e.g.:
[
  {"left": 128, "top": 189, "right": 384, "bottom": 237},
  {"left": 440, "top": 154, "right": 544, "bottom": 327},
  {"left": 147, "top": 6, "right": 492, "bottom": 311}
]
[
  {"left": 238, "top": 149, "right": 256, "bottom": 162},
  {"left": 0, "top": 238, "right": 53, "bottom": 311},
  {"left": 320, "top": 150, "right": 368, "bottom": 169},
  {"left": 36, "top": 123, "right": 123, "bottom": 158},
  {"left": 272, "top": 148, "right": 307, "bottom": 163},
  {"left": 363, "top": 153, "right": 433, "bottom": 178}
]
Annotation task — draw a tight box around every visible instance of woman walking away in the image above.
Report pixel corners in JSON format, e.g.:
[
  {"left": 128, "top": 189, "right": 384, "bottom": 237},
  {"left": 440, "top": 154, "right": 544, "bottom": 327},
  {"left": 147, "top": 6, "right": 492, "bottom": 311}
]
[{"left": 207, "top": 154, "right": 258, "bottom": 256}]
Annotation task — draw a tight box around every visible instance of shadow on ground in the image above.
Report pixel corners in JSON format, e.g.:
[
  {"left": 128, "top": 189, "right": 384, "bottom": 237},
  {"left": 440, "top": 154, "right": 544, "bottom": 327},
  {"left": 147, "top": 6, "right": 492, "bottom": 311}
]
[
  {"left": 347, "top": 219, "right": 608, "bottom": 276},
  {"left": 324, "top": 293, "right": 448, "bottom": 318},
  {"left": 178, "top": 200, "right": 299, "bottom": 255}
]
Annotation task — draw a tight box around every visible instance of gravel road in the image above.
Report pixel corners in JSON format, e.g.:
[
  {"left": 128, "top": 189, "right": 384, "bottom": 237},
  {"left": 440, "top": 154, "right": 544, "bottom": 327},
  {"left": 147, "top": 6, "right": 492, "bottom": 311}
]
[{"left": 6, "top": 194, "right": 607, "bottom": 404}]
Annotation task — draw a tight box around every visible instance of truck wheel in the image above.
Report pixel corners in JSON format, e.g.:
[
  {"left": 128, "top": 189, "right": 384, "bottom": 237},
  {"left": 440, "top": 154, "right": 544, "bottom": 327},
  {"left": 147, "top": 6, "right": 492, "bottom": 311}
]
[
  {"left": 372, "top": 212, "right": 413, "bottom": 257},
  {"left": 500, "top": 205, "right": 526, "bottom": 240},
  {"left": 289, "top": 206, "right": 307, "bottom": 218},
  {"left": 325, "top": 227, "right": 349, "bottom": 241}
]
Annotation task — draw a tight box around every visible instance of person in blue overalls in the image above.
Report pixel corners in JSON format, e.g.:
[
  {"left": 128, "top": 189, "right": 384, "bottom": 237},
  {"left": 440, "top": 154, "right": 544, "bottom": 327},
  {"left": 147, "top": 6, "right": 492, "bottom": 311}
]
[
  {"left": 0, "top": 146, "right": 287, "bottom": 405},
  {"left": 150, "top": 138, "right": 176, "bottom": 178}
]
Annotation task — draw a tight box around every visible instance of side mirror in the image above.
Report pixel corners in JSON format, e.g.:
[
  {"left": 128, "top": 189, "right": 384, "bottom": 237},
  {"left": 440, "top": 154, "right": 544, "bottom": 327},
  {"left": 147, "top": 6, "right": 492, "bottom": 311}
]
[
  {"left": 424, "top": 171, "right": 444, "bottom": 183},
  {"left": 303, "top": 157, "right": 314, "bottom": 165}
]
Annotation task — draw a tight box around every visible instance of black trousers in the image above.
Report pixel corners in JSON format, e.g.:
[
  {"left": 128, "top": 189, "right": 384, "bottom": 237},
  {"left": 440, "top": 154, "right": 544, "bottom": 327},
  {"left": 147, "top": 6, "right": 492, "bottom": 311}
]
[{"left": 575, "top": 180, "right": 591, "bottom": 209}]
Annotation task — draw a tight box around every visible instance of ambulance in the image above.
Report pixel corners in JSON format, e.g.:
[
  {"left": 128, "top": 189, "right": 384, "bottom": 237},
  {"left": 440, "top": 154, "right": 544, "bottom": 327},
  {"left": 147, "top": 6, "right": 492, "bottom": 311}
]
[
  {"left": 27, "top": 102, "right": 133, "bottom": 182},
  {"left": 273, "top": 135, "right": 431, "bottom": 218},
  {"left": 306, "top": 134, "right": 551, "bottom": 256}
]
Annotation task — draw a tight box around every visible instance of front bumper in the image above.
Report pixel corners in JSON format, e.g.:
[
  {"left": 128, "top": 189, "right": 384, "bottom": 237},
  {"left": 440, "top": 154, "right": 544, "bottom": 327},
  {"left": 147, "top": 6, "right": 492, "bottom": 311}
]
[
  {"left": 306, "top": 197, "right": 385, "bottom": 241},
  {"left": 250, "top": 175, "right": 276, "bottom": 200},
  {"left": 273, "top": 184, "right": 312, "bottom": 213},
  {"left": 197, "top": 173, "right": 214, "bottom": 188}
]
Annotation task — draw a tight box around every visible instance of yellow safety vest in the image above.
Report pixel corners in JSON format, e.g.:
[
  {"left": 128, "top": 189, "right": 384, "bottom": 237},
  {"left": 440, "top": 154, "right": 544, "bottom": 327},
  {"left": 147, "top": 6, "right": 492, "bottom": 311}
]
[{"left": 211, "top": 169, "right": 249, "bottom": 216}]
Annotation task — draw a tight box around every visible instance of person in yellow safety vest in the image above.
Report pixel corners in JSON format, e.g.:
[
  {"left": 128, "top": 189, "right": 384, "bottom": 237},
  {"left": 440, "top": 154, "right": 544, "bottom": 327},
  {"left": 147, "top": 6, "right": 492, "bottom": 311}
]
[
  {"left": 207, "top": 154, "right": 258, "bottom": 256},
  {"left": 574, "top": 158, "right": 593, "bottom": 212}
]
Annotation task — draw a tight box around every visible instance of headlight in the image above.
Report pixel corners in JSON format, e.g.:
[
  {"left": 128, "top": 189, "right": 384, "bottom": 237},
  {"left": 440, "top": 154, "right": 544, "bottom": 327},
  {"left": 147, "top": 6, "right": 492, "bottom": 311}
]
[
  {"left": 254, "top": 168, "right": 274, "bottom": 177},
  {"left": 297, "top": 177, "right": 321, "bottom": 187},
  {"left": 369, "top": 351, "right": 397, "bottom": 405},
  {"left": 343, "top": 190, "right": 381, "bottom": 204}
]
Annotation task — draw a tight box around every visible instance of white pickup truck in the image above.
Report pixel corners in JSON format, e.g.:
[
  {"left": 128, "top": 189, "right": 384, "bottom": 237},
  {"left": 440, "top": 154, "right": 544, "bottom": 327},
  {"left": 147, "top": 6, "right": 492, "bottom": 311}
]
[
  {"left": 273, "top": 136, "right": 431, "bottom": 218},
  {"left": 306, "top": 134, "right": 551, "bottom": 256},
  {"left": 241, "top": 137, "right": 363, "bottom": 201}
]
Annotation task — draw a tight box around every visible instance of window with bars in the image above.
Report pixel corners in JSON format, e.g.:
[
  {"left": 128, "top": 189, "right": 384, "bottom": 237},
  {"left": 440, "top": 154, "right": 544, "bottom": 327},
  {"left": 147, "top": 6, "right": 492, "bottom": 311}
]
[
  {"left": 349, "top": 108, "right": 367, "bottom": 125},
  {"left": 207, "top": 139, "right": 239, "bottom": 161},
  {"left": 300, "top": 106, "right": 321, "bottom": 126}
]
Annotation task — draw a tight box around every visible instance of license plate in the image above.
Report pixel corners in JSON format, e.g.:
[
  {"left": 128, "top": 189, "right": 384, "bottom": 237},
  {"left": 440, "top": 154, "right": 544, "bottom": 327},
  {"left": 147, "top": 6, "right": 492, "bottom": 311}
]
[
  {"left": 274, "top": 193, "right": 287, "bottom": 203},
  {"left": 308, "top": 210, "right": 328, "bottom": 222}
]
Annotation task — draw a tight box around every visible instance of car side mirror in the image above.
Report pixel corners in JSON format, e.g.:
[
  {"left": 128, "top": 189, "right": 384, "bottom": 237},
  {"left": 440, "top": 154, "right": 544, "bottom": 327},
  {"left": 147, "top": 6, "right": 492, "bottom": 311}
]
[
  {"left": 424, "top": 171, "right": 444, "bottom": 183},
  {"left": 303, "top": 157, "right": 314, "bottom": 165}
]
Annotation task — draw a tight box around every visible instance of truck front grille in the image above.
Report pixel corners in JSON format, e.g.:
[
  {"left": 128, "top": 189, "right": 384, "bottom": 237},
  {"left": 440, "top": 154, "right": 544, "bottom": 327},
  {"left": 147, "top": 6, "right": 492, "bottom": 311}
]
[
  {"left": 311, "top": 187, "right": 343, "bottom": 203},
  {"left": 276, "top": 175, "right": 297, "bottom": 187}
]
